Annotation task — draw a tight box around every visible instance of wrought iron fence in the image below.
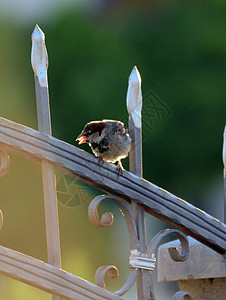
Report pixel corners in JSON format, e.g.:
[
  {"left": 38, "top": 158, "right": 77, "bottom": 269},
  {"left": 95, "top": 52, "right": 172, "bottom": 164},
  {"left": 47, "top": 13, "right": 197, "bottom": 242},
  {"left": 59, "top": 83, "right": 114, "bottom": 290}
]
[{"left": 0, "top": 25, "right": 225, "bottom": 300}]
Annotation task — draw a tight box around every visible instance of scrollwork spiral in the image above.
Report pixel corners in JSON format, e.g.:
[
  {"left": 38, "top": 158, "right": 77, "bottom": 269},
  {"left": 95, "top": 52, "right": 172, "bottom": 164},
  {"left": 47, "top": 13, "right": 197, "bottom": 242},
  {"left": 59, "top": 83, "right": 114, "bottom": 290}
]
[
  {"left": 88, "top": 194, "right": 138, "bottom": 296},
  {"left": 173, "top": 291, "right": 193, "bottom": 300},
  {"left": 147, "top": 229, "right": 189, "bottom": 262},
  {"left": 88, "top": 195, "right": 190, "bottom": 297}
]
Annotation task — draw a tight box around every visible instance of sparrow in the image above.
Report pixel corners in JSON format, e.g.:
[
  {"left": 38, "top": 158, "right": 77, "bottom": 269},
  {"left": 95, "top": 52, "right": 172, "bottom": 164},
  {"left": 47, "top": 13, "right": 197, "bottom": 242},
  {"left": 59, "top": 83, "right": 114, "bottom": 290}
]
[{"left": 76, "top": 120, "right": 131, "bottom": 173}]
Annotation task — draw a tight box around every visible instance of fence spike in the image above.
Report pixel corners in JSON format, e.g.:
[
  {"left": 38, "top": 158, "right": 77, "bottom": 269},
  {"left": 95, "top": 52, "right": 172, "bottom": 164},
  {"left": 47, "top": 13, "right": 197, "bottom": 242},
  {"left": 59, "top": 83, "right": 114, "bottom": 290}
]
[
  {"left": 223, "top": 124, "right": 226, "bottom": 223},
  {"left": 127, "top": 67, "right": 154, "bottom": 299},
  {"left": 31, "top": 25, "right": 62, "bottom": 300},
  {"left": 126, "top": 66, "right": 142, "bottom": 129},
  {"left": 31, "top": 24, "right": 48, "bottom": 88}
]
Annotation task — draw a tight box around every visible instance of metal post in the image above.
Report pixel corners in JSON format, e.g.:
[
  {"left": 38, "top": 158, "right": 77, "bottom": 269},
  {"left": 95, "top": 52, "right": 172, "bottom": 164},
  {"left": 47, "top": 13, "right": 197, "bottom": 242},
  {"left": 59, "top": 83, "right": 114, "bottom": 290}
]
[
  {"left": 127, "top": 67, "right": 154, "bottom": 299},
  {"left": 31, "top": 25, "right": 62, "bottom": 300},
  {"left": 223, "top": 124, "right": 226, "bottom": 223}
]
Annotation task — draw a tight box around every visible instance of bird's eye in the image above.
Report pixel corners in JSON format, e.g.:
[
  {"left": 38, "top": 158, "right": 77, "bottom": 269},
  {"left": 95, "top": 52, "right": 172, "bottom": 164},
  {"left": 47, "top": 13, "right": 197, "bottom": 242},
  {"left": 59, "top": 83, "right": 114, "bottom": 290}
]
[{"left": 118, "top": 127, "right": 126, "bottom": 134}]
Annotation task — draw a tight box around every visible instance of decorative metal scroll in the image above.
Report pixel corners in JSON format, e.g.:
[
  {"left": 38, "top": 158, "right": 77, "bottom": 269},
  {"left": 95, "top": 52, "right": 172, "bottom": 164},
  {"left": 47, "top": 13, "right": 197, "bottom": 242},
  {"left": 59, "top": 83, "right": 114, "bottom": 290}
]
[
  {"left": 147, "top": 229, "right": 189, "bottom": 262},
  {"left": 88, "top": 195, "right": 138, "bottom": 296},
  {"left": 172, "top": 291, "right": 193, "bottom": 300},
  {"left": 88, "top": 194, "right": 190, "bottom": 297}
]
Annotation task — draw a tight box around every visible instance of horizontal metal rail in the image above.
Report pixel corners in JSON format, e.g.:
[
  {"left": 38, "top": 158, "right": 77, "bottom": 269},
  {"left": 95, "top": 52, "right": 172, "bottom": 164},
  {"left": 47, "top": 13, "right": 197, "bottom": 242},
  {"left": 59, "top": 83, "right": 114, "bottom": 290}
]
[{"left": 0, "top": 117, "right": 225, "bottom": 255}]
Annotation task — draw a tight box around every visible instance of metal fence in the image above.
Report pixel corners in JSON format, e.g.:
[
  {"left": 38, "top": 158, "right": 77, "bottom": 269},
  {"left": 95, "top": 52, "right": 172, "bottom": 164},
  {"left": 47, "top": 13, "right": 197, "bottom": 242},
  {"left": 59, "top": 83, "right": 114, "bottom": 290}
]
[{"left": 0, "top": 25, "right": 225, "bottom": 300}]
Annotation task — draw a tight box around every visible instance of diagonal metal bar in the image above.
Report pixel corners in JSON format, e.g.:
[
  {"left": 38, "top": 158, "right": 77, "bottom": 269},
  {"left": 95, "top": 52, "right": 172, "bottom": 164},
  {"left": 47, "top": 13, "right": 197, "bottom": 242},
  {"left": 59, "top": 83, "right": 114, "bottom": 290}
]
[
  {"left": 0, "top": 117, "right": 225, "bottom": 255},
  {"left": 0, "top": 245, "right": 123, "bottom": 300},
  {"left": 127, "top": 66, "right": 153, "bottom": 299},
  {"left": 31, "top": 25, "right": 62, "bottom": 300}
]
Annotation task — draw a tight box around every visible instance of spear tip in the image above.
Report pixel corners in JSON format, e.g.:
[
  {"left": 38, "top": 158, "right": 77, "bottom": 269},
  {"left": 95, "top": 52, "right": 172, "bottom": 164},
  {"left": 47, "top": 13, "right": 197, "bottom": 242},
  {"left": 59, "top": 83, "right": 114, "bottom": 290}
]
[
  {"left": 31, "top": 24, "right": 48, "bottom": 87},
  {"left": 32, "top": 24, "right": 45, "bottom": 41},
  {"left": 223, "top": 124, "right": 226, "bottom": 168},
  {"left": 126, "top": 66, "right": 142, "bottom": 128},
  {"left": 129, "top": 66, "right": 141, "bottom": 84}
]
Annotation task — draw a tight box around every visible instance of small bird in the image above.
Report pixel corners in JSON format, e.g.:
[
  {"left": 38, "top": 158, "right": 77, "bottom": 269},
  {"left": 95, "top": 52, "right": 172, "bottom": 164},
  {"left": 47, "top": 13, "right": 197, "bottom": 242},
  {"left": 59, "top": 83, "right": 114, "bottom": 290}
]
[{"left": 76, "top": 120, "right": 131, "bottom": 173}]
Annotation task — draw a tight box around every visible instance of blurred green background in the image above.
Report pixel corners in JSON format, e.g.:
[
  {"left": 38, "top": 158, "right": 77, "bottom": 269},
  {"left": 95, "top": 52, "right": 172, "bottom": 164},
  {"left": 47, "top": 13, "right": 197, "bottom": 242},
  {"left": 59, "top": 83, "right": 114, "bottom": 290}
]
[{"left": 0, "top": 1, "right": 225, "bottom": 299}]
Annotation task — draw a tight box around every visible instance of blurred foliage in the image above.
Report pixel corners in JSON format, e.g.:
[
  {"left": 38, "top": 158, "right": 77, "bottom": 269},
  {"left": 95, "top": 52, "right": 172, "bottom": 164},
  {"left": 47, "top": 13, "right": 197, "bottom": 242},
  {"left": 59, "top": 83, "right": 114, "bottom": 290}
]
[
  {"left": 0, "top": 1, "right": 225, "bottom": 299},
  {"left": 45, "top": 1, "right": 226, "bottom": 205}
]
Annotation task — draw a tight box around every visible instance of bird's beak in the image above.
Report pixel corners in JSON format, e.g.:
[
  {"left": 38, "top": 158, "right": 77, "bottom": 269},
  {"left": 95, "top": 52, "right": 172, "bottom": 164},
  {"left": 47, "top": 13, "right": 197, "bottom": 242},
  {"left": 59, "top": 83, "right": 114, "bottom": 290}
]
[{"left": 76, "top": 134, "right": 87, "bottom": 144}]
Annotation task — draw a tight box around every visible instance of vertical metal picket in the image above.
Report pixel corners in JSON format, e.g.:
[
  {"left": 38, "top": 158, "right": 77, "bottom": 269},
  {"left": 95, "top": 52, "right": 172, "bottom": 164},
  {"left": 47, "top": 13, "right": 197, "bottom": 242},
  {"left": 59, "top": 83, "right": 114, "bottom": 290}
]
[
  {"left": 223, "top": 124, "right": 226, "bottom": 223},
  {"left": 31, "top": 25, "right": 62, "bottom": 300},
  {"left": 127, "top": 67, "right": 154, "bottom": 299}
]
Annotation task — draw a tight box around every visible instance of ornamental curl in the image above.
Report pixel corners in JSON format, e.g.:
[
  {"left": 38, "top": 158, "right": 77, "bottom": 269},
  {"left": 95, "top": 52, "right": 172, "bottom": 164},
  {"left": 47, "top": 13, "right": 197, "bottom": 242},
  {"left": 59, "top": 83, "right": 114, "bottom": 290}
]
[
  {"left": 88, "top": 195, "right": 138, "bottom": 249},
  {"left": 88, "top": 194, "right": 138, "bottom": 296},
  {"left": 88, "top": 196, "right": 190, "bottom": 297},
  {"left": 147, "top": 229, "right": 189, "bottom": 262},
  {"left": 172, "top": 291, "right": 193, "bottom": 300}
]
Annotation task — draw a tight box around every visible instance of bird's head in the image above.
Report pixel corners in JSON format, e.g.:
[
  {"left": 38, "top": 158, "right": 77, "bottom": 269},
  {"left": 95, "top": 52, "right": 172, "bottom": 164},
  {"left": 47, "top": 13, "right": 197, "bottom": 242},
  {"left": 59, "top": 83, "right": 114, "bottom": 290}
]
[{"left": 76, "top": 121, "right": 108, "bottom": 144}]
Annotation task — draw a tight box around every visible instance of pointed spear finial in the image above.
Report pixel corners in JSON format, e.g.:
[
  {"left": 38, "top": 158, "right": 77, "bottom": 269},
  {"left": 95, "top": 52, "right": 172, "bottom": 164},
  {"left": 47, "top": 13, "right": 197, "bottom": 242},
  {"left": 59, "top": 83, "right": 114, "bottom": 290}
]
[
  {"left": 126, "top": 66, "right": 142, "bottom": 128},
  {"left": 126, "top": 67, "right": 152, "bottom": 297},
  {"left": 31, "top": 25, "right": 62, "bottom": 284},
  {"left": 31, "top": 24, "right": 48, "bottom": 88},
  {"left": 223, "top": 124, "right": 226, "bottom": 169},
  {"left": 223, "top": 124, "right": 226, "bottom": 223}
]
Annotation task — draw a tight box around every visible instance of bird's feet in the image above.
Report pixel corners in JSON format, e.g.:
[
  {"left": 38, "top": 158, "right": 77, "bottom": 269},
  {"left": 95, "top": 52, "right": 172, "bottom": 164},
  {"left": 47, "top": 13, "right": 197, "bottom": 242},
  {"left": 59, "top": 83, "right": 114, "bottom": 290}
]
[
  {"left": 117, "top": 160, "right": 124, "bottom": 176},
  {"left": 98, "top": 156, "right": 104, "bottom": 167}
]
